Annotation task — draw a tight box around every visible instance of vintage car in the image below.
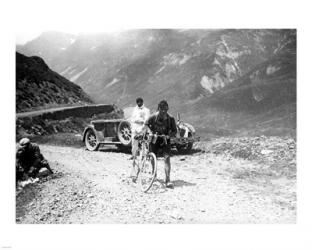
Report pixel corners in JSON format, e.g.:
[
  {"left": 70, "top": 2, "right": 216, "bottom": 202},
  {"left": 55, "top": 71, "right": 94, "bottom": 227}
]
[{"left": 82, "top": 113, "right": 199, "bottom": 153}]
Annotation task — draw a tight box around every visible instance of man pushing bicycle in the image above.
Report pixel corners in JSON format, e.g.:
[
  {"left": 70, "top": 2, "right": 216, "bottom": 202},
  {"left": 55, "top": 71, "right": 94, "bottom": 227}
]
[{"left": 144, "top": 100, "right": 177, "bottom": 188}]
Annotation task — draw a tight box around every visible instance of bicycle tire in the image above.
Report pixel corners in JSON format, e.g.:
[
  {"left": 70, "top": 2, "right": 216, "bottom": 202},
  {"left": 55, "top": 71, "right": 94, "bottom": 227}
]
[
  {"left": 132, "top": 149, "right": 141, "bottom": 179},
  {"left": 139, "top": 152, "right": 157, "bottom": 193}
]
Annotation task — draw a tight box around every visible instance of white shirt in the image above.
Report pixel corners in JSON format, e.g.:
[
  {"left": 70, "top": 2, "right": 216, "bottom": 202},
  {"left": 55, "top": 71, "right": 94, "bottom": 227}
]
[{"left": 130, "top": 105, "right": 150, "bottom": 136}]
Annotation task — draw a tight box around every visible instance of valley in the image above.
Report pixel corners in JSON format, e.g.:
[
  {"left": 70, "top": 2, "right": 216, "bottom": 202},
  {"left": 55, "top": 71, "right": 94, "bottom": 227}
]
[{"left": 17, "top": 29, "right": 296, "bottom": 137}]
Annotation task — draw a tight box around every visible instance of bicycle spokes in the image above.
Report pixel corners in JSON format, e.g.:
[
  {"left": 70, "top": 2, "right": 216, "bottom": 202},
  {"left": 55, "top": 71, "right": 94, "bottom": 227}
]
[{"left": 139, "top": 153, "right": 157, "bottom": 193}]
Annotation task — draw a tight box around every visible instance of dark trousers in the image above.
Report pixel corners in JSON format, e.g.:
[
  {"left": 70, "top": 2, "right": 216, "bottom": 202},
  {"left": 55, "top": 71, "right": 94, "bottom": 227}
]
[{"left": 150, "top": 139, "right": 172, "bottom": 183}]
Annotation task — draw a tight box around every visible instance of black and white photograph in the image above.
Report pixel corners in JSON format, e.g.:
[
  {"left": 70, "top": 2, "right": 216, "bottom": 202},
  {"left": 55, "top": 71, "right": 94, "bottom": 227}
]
[
  {"left": 15, "top": 28, "right": 297, "bottom": 224},
  {"left": 1, "top": 0, "right": 312, "bottom": 249}
]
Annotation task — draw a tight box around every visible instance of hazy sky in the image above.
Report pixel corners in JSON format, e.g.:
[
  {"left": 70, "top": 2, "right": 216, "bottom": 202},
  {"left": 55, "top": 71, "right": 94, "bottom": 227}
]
[
  {"left": 16, "top": 28, "right": 125, "bottom": 45},
  {"left": 16, "top": 32, "right": 42, "bottom": 45}
]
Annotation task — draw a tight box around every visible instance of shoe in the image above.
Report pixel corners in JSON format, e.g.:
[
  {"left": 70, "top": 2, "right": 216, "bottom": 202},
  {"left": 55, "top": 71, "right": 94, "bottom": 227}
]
[{"left": 165, "top": 181, "right": 174, "bottom": 188}]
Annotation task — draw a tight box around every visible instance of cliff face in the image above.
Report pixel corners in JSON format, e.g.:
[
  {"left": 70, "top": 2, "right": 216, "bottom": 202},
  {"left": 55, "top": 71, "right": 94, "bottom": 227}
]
[{"left": 16, "top": 52, "right": 93, "bottom": 112}]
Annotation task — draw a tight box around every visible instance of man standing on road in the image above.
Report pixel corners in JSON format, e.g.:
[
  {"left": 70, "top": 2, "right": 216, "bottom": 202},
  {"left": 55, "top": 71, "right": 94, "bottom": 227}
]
[
  {"left": 130, "top": 97, "right": 150, "bottom": 160},
  {"left": 145, "top": 100, "right": 177, "bottom": 188},
  {"left": 16, "top": 138, "right": 53, "bottom": 181}
]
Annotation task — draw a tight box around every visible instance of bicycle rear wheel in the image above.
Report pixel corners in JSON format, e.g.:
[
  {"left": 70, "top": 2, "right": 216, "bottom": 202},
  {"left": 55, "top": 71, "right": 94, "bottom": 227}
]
[{"left": 139, "top": 152, "right": 157, "bottom": 192}]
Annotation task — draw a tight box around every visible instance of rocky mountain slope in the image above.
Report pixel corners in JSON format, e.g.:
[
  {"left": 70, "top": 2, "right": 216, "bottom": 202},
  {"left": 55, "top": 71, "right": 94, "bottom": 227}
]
[
  {"left": 16, "top": 52, "right": 93, "bottom": 112},
  {"left": 17, "top": 29, "right": 296, "bottom": 136},
  {"left": 181, "top": 44, "right": 296, "bottom": 137}
]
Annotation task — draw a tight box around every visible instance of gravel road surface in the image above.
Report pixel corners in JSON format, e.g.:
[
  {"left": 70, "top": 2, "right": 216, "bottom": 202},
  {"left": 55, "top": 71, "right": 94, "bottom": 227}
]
[{"left": 16, "top": 144, "right": 296, "bottom": 224}]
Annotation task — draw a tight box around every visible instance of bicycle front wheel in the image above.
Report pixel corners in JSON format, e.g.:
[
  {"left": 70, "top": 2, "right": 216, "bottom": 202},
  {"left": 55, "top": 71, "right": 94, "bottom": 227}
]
[{"left": 139, "top": 152, "right": 157, "bottom": 193}]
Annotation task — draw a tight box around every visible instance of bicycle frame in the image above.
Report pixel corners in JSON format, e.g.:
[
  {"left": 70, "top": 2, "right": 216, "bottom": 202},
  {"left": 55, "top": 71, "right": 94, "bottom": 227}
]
[
  {"left": 133, "top": 133, "right": 157, "bottom": 192},
  {"left": 135, "top": 134, "right": 152, "bottom": 165}
]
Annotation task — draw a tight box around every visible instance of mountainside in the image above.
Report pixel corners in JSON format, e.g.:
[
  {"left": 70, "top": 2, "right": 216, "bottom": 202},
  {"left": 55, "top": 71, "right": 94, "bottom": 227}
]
[
  {"left": 180, "top": 49, "right": 296, "bottom": 137},
  {"left": 16, "top": 52, "right": 93, "bottom": 112},
  {"left": 17, "top": 29, "right": 296, "bottom": 136}
]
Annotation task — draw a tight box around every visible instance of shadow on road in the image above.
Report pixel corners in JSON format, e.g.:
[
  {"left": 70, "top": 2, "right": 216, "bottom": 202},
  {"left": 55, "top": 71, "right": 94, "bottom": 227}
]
[
  {"left": 172, "top": 179, "right": 196, "bottom": 188},
  {"left": 151, "top": 179, "right": 196, "bottom": 192},
  {"left": 98, "top": 147, "right": 131, "bottom": 154},
  {"left": 98, "top": 147, "right": 205, "bottom": 156},
  {"left": 171, "top": 148, "right": 204, "bottom": 156}
]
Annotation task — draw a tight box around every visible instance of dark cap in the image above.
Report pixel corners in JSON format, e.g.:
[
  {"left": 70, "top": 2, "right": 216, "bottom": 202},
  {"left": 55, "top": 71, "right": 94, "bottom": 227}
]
[
  {"left": 136, "top": 97, "right": 143, "bottom": 104},
  {"left": 158, "top": 100, "right": 169, "bottom": 110}
]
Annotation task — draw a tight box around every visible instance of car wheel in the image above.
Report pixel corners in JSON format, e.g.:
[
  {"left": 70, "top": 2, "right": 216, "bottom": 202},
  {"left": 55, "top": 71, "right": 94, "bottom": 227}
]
[
  {"left": 85, "top": 129, "right": 100, "bottom": 151},
  {"left": 117, "top": 121, "right": 132, "bottom": 147},
  {"left": 176, "top": 134, "right": 193, "bottom": 154}
]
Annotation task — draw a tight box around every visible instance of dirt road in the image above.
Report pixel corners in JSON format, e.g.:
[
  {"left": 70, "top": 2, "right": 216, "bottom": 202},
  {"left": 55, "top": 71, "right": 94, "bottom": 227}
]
[{"left": 16, "top": 143, "right": 296, "bottom": 224}]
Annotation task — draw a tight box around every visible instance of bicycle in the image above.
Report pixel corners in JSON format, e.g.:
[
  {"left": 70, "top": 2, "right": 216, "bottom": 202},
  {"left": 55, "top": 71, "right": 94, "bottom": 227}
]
[
  {"left": 133, "top": 132, "right": 171, "bottom": 192},
  {"left": 132, "top": 133, "right": 157, "bottom": 192}
]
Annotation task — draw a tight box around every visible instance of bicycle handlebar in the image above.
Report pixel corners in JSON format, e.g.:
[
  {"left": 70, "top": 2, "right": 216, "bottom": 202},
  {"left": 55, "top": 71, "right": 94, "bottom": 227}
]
[
  {"left": 134, "top": 132, "right": 171, "bottom": 145},
  {"left": 150, "top": 133, "right": 170, "bottom": 145}
]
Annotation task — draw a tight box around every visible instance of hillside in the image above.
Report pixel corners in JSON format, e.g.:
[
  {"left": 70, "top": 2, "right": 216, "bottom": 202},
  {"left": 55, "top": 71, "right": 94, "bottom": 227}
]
[
  {"left": 16, "top": 52, "right": 93, "bottom": 112},
  {"left": 180, "top": 48, "right": 296, "bottom": 137},
  {"left": 17, "top": 29, "right": 296, "bottom": 136}
]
